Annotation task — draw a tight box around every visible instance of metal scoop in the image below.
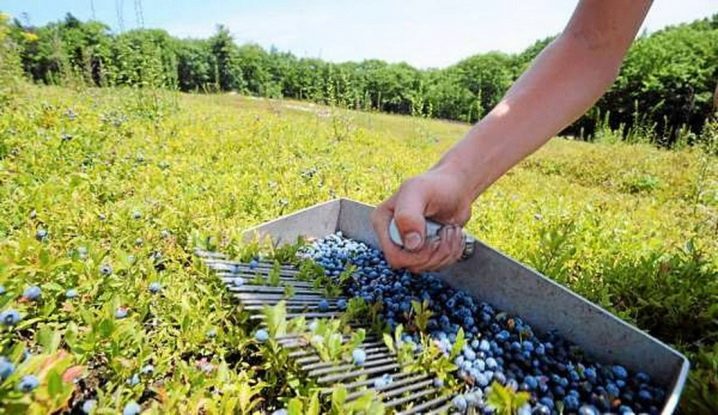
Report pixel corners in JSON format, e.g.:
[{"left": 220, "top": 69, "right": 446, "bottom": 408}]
[{"left": 388, "top": 218, "right": 475, "bottom": 260}]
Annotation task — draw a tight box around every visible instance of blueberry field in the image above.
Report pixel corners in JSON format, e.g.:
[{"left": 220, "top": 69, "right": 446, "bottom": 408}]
[{"left": 0, "top": 85, "right": 717, "bottom": 414}]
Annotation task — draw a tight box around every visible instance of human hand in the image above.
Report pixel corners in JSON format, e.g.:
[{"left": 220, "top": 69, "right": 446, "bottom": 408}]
[{"left": 371, "top": 166, "right": 473, "bottom": 273}]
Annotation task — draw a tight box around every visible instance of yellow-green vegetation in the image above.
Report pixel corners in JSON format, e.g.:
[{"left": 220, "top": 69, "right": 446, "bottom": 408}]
[{"left": 0, "top": 85, "right": 716, "bottom": 413}]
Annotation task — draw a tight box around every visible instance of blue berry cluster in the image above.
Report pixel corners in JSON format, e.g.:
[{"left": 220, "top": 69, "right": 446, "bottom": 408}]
[{"left": 300, "top": 232, "right": 667, "bottom": 414}]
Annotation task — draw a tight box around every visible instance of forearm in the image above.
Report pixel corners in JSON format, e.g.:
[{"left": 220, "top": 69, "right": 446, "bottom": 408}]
[
  {"left": 436, "top": 35, "right": 622, "bottom": 200},
  {"left": 435, "top": 0, "right": 651, "bottom": 201}
]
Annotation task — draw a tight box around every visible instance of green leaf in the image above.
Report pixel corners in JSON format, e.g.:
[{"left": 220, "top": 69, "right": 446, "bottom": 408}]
[
  {"left": 47, "top": 369, "right": 64, "bottom": 398},
  {"left": 307, "top": 392, "right": 320, "bottom": 415},
  {"left": 450, "top": 327, "right": 465, "bottom": 359},
  {"left": 262, "top": 300, "right": 287, "bottom": 337},
  {"left": 331, "top": 385, "right": 348, "bottom": 414},
  {"left": 383, "top": 333, "right": 395, "bottom": 353},
  {"left": 287, "top": 398, "right": 303, "bottom": 415}
]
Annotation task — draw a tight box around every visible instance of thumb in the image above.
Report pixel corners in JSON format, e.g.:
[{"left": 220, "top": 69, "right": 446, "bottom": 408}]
[{"left": 393, "top": 187, "right": 428, "bottom": 252}]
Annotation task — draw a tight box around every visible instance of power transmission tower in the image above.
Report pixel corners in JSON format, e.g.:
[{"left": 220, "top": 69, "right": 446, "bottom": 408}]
[
  {"left": 116, "top": 0, "right": 125, "bottom": 33},
  {"left": 134, "top": 0, "right": 144, "bottom": 28}
]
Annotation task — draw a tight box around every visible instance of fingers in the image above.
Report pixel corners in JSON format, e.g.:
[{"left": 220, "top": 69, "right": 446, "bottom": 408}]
[
  {"left": 393, "top": 181, "right": 429, "bottom": 252},
  {"left": 372, "top": 198, "right": 439, "bottom": 271},
  {"left": 372, "top": 197, "right": 467, "bottom": 273},
  {"left": 420, "top": 225, "right": 466, "bottom": 272}
]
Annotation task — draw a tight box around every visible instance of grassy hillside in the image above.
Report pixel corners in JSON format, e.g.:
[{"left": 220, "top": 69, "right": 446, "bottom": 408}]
[{"left": 0, "top": 85, "right": 716, "bottom": 413}]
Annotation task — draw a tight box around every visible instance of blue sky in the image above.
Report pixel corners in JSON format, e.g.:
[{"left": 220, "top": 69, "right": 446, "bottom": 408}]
[{"left": 3, "top": 1, "right": 716, "bottom": 68}]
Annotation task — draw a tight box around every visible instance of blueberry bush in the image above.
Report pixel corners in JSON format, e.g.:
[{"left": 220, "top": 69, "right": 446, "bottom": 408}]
[{"left": 0, "top": 81, "right": 716, "bottom": 413}]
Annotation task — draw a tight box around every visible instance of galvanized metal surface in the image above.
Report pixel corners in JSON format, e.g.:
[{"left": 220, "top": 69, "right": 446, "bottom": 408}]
[{"left": 241, "top": 198, "right": 690, "bottom": 415}]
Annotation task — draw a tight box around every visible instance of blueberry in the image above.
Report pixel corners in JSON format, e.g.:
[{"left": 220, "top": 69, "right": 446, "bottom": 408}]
[
  {"left": 539, "top": 397, "right": 555, "bottom": 410},
  {"left": 578, "top": 405, "right": 600, "bottom": 415},
  {"left": 36, "top": 228, "right": 48, "bottom": 241},
  {"left": 479, "top": 339, "right": 491, "bottom": 352},
  {"left": 584, "top": 367, "right": 597, "bottom": 382},
  {"left": 206, "top": 328, "right": 217, "bottom": 338},
  {"left": 618, "top": 405, "right": 635, "bottom": 415},
  {"left": 517, "top": 404, "right": 532, "bottom": 415},
  {"left": 569, "top": 369, "right": 580, "bottom": 382},
  {"left": 271, "top": 410, "right": 288, "bottom": 415},
  {"left": 0, "top": 285, "right": 4, "bottom": 295},
  {"left": 638, "top": 389, "right": 653, "bottom": 402},
  {"left": 233, "top": 277, "right": 245, "bottom": 287},
  {"left": 81, "top": 399, "right": 97, "bottom": 414},
  {"left": 115, "top": 307, "right": 128, "bottom": 319},
  {"left": 433, "top": 378, "right": 444, "bottom": 388},
  {"left": 524, "top": 375, "right": 538, "bottom": 390},
  {"left": 65, "top": 288, "right": 78, "bottom": 299},
  {"left": 22, "top": 285, "right": 41, "bottom": 301},
  {"left": 373, "top": 373, "right": 393, "bottom": 389},
  {"left": 160, "top": 229, "right": 171, "bottom": 239},
  {"left": 635, "top": 372, "right": 650, "bottom": 384},
  {"left": 127, "top": 373, "right": 140, "bottom": 386},
  {"left": 318, "top": 299, "right": 329, "bottom": 312},
  {"left": 461, "top": 360, "right": 473, "bottom": 372},
  {"left": 352, "top": 348, "right": 367, "bottom": 366},
  {"left": 563, "top": 394, "right": 580, "bottom": 411},
  {"left": 606, "top": 383, "right": 620, "bottom": 397},
  {"left": 149, "top": 282, "right": 162, "bottom": 293},
  {"left": 496, "top": 330, "right": 510, "bottom": 341},
  {"left": 0, "top": 357, "right": 15, "bottom": 380},
  {"left": 141, "top": 364, "right": 154, "bottom": 375},
  {"left": 1, "top": 309, "right": 22, "bottom": 326},
  {"left": 337, "top": 299, "right": 347, "bottom": 310},
  {"left": 17, "top": 375, "right": 39, "bottom": 392},
  {"left": 131, "top": 210, "right": 142, "bottom": 220},
  {"left": 249, "top": 259, "right": 258, "bottom": 270},
  {"left": 100, "top": 264, "right": 113, "bottom": 276},
  {"left": 122, "top": 401, "right": 141, "bottom": 415},
  {"left": 452, "top": 395, "right": 468, "bottom": 412},
  {"left": 612, "top": 365, "right": 628, "bottom": 380},
  {"left": 535, "top": 343, "right": 545, "bottom": 355},
  {"left": 255, "top": 329, "right": 269, "bottom": 343},
  {"left": 532, "top": 404, "right": 551, "bottom": 415},
  {"left": 486, "top": 357, "right": 498, "bottom": 370}
]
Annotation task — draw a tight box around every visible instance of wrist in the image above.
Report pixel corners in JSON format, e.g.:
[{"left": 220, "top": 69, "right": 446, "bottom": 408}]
[{"left": 431, "top": 151, "right": 486, "bottom": 204}]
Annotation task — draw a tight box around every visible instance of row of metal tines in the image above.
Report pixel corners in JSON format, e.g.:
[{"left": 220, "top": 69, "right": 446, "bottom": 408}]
[{"left": 195, "top": 248, "right": 456, "bottom": 414}]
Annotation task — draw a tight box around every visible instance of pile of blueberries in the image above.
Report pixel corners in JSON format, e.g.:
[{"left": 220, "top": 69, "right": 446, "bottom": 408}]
[{"left": 300, "top": 232, "right": 667, "bottom": 415}]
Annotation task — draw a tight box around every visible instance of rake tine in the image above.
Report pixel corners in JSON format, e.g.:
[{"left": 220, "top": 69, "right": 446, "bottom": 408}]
[
  {"left": 318, "top": 363, "right": 400, "bottom": 384},
  {"left": 345, "top": 374, "right": 431, "bottom": 401},
  {"left": 383, "top": 387, "right": 437, "bottom": 409},
  {"left": 396, "top": 394, "right": 452, "bottom": 415}
]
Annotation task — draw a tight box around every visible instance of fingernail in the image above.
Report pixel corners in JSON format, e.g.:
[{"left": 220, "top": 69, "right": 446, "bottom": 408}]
[
  {"left": 404, "top": 232, "right": 423, "bottom": 250},
  {"left": 430, "top": 239, "right": 441, "bottom": 252}
]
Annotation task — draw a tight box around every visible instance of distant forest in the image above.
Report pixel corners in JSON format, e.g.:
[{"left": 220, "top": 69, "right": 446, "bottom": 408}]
[{"left": 4, "top": 12, "right": 718, "bottom": 143}]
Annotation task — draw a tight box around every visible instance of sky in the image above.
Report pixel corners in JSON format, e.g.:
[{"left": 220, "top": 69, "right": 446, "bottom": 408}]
[{"left": 2, "top": 1, "right": 716, "bottom": 68}]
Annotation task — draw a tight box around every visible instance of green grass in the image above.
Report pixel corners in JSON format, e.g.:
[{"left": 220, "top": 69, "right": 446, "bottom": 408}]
[{"left": 0, "top": 85, "right": 716, "bottom": 413}]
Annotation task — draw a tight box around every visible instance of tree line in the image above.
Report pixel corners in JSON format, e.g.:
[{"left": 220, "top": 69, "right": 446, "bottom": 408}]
[{"left": 4, "top": 12, "right": 718, "bottom": 143}]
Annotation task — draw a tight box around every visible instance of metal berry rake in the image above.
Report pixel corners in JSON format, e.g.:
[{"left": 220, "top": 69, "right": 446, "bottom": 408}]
[
  {"left": 195, "top": 250, "right": 455, "bottom": 414},
  {"left": 195, "top": 198, "right": 688, "bottom": 414}
]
